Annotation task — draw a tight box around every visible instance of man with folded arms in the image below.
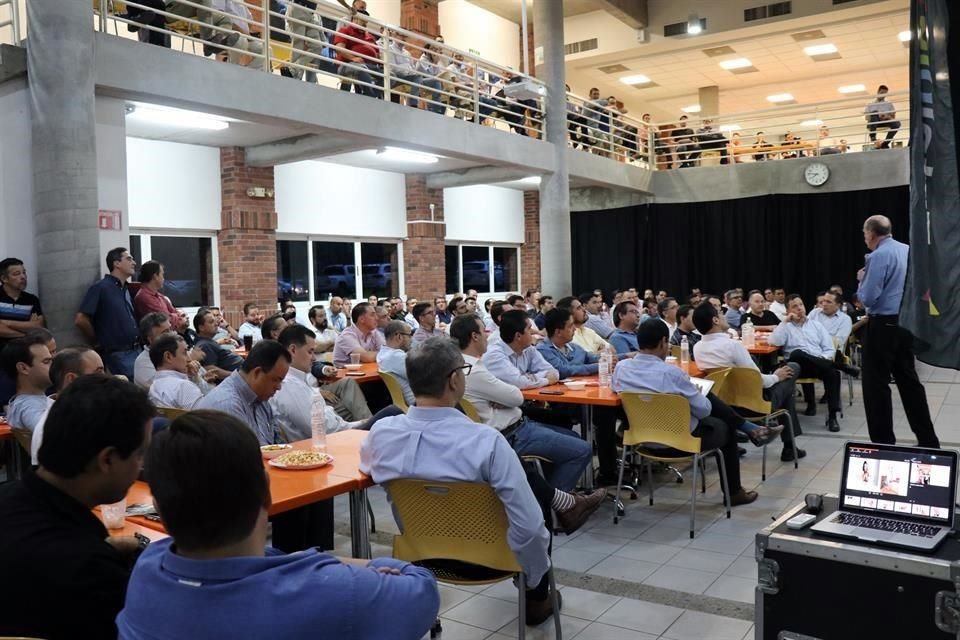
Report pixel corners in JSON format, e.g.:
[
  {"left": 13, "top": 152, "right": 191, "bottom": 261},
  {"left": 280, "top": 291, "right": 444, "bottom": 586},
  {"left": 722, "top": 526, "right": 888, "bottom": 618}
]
[
  {"left": 612, "top": 321, "right": 761, "bottom": 506},
  {"left": 361, "top": 337, "right": 562, "bottom": 625},
  {"left": 148, "top": 333, "right": 205, "bottom": 411},
  {"left": 692, "top": 302, "right": 806, "bottom": 462},
  {"left": 333, "top": 302, "right": 385, "bottom": 365},
  {"left": 118, "top": 410, "right": 439, "bottom": 639},
  {"left": 411, "top": 301, "right": 444, "bottom": 344},
  {"left": 0, "top": 376, "right": 155, "bottom": 639},
  {"left": 1, "top": 333, "right": 53, "bottom": 433},
  {"left": 193, "top": 308, "right": 243, "bottom": 379},
  {"left": 132, "top": 261, "right": 186, "bottom": 331}
]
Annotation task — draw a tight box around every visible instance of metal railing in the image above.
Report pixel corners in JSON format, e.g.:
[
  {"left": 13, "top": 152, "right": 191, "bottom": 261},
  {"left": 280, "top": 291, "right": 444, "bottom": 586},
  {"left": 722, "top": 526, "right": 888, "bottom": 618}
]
[
  {"left": 0, "top": 0, "right": 21, "bottom": 46},
  {"left": 95, "top": 0, "right": 546, "bottom": 138}
]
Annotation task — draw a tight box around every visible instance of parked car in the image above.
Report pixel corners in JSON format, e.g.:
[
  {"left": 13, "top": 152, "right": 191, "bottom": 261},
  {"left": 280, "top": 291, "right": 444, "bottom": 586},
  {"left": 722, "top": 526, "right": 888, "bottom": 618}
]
[{"left": 315, "top": 264, "right": 356, "bottom": 297}]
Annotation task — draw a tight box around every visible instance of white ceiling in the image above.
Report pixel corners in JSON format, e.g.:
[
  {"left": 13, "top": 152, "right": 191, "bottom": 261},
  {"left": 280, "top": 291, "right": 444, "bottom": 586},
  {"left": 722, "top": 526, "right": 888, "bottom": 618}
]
[{"left": 565, "top": 3, "right": 910, "bottom": 120}]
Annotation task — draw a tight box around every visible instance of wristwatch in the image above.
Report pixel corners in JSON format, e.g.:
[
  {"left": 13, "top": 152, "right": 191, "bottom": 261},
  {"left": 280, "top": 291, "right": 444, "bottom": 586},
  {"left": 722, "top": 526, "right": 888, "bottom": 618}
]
[{"left": 134, "top": 531, "right": 151, "bottom": 554}]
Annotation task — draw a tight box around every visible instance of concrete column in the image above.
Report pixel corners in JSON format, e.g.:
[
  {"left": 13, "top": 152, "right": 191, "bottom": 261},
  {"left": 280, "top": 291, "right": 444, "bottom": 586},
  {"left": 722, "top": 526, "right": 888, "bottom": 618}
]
[
  {"left": 533, "top": 0, "right": 571, "bottom": 297},
  {"left": 28, "top": 0, "right": 100, "bottom": 342},
  {"left": 698, "top": 85, "right": 719, "bottom": 117}
]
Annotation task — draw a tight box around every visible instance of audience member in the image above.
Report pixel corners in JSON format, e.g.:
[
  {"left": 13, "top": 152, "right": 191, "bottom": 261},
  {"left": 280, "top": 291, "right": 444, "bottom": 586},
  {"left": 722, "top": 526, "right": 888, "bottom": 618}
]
[
  {"left": 197, "top": 340, "right": 290, "bottom": 445},
  {"left": 148, "top": 334, "right": 204, "bottom": 411},
  {"left": 768, "top": 288, "right": 787, "bottom": 321},
  {"left": 261, "top": 313, "right": 287, "bottom": 341},
  {"left": 193, "top": 308, "right": 243, "bottom": 378},
  {"left": 376, "top": 320, "right": 415, "bottom": 406},
  {"left": 658, "top": 297, "right": 679, "bottom": 339},
  {"left": 485, "top": 310, "right": 559, "bottom": 389},
  {"left": 374, "top": 303, "right": 390, "bottom": 335},
  {"left": 412, "top": 302, "right": 443, "bottom": 343},
  {"left": 333, "top": 302, "right": 385, "bottom": 364},
  {"left": 132, "top": 261, "right": 185, "bottom": 331},
  {"left": 208, "top": 306, "right": 241, "bottom": 346},
  {"left": 724, "top": 290, "right": 743, "bottom": 329},
  {"left": 612, "top": 321, "right": 759, "bottom": 506},
  {"left": 75, "top": 247, "right": 141, "bottom": 379},
  {"left": 0, "top": 375, "right": 155, "bottom": 639},
  {"left": 118, "top": 410, "right": 439, "bottom": 639},
  {"left": 307, "top": 304, "right": 338, "bottom": 358},
  {"left": 485, "top": 299, "right": 509, "bottom": 336},
  {"left": 533, "top": 295, "right": 554, "bottom": 330},
  {"left": 816, "top": 125, "right": 848, "bottom": 155},
  {"left": 286, "top": 0, "right": 325, "bottom": 82},
  {"left": 670, "top": 304, "right": 702, "bottom": 355},
  {"left": 360, "top": 337, "right": 559, "bottom": 625},
  {"left": 864, "top": 84, "right": 901, "bottom": 149},
  {"left": 334, "top": 10, "right": 383, "bottom": 99},
  {"left": 740, "top": 292, "right": 780, "bottom": 327},
  {"left": 416, "top": 42, "right": 447, "bottom": 114},
  {"left": 1, "top": 333, "right": 53, "bottom": 432},
  {"left": 536, "top": 308, "right": 600, "bottom": 378},
  {"left": 133, "top": 312, "right": 172, "bottom": 389},
  {"left": 808, "top": 291, "right": 853, "bottom": 352},
  {"left": 434, "top": 296, "right": 452, "bottom": 324},
  {"left": 556, "top": 296, "right": 606, "bottom": 353},
  {"left": 608, "top": 300, "right": 640, "bottom": 355},
  {"left": 0, "top": 257, "right": 44, "bottom": 347},
  {"left": 403, "top": 297, "right": 419, "bottom": 329},
  {"left": 238, "top": 302, "right": 264, "bottom": 345},
  {"left": 578, "top": 292, "right": 614, "bottom": 339},
  {"left": 692, "top": 302, "right": 805, "bottom": 461},
  {"left": 328, "top": 296, "right": 349, "bottom": 331}
]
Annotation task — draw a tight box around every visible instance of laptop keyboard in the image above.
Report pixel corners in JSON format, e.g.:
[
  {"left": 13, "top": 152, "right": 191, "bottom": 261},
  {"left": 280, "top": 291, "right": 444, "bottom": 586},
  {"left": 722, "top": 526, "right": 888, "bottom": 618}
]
[{"left": 834, "top": 513, "right": 942, "bottom": 538}]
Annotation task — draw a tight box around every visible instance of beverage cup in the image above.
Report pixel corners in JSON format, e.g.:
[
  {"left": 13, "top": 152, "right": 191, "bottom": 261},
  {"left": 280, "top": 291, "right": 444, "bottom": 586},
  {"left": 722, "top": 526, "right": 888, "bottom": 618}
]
[{"left": 350, "top": 353, "right": 361, "bottom": 366}]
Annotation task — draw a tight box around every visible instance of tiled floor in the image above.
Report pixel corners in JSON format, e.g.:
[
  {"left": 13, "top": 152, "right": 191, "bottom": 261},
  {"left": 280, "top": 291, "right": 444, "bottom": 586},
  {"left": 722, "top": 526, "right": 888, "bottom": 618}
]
[{"left": 333, "top": 362, "right": 960, "bottom": 639}]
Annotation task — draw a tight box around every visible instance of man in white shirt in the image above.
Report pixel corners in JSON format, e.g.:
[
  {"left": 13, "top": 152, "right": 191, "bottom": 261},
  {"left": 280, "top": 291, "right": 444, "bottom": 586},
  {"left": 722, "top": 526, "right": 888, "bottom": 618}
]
[
  {"left": 307, "top": 305, "right": 338, "bottom": 360},
  {"left": 768, "top": 288, "right": 787, "bottom": 321},
  {"left": 376, "top": 321, "right": 415, "bottom": 407},
  {"left": 148, "top": 334, "right": 205, "bottom": 411},
  {"left": 134, "top": 313, "right": 172, "bottom": 389},
  {"left": 403, "top": 298, "right": 419, "bottom": 330},
  {"left": 237, "top": 303, "right": 264, "bottom": 346},
  {"left": 271, "top": 325, "right": 364, "bottom": 442},
  {"left": 864, "top": 84, "right": 901, "bottom": 149},
  {"left": 692, "top": 303, "right": 805, "bottom": 462},
  {"left": 658, "top": 297, "right": 679, "bottom": 339},
  {"left": 768, "top": 294, "right": 844, "bottom": 432}
]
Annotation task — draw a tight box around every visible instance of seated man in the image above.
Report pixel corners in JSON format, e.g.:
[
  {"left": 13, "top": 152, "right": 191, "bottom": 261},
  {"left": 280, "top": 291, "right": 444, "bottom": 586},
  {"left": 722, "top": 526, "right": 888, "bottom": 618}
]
[
  {"left": 484, "top": 310, "right": 559, "bottom": 390},
  {"left": 118, "top": 410, "right": 439, "bottom": 639},
  {"left": 0, "top": 375, "right": 155, "bottom": 639},
  {"left": 261, "top": 313, "right": 287, "bottom": 341},
  {"left": 361, "top": 338, "right": 559, "bottom": 625},
  {"left": 237, "top": 302, "right": 264, "bottom": 345},
  {"left": 608, "top": 300, "right": 640, "bottom": 355},
  {"left": 451, "top": 314, "right": 600, "bottom": 506},
  {"left": 133, "top": 312, "right": 172, "bottom": 389},
  {"left": 403, "top": 298, "right": 419, "bottom": 330},
  {"left": 864, "top": 84, "right": 901, "bottom": 149},
  {"left": 612, "top": 321, "right": 760, "bottom": 506},
  {"left": 557, "top": 296, "right": 609, "bottom": 354},
  {"left": 807, "top": 290, "right": 853, "bottom": 352},
  {"left": 333, "top": 302, "right": 385, "bottom": 365},
  {"left": 724, "top": 290, "right": 744, "bottom": 329},
  {"left": 30, "top": 347, "right": 105, "bottom": 465},
  {"left": 532, "top": 295, "right": 554, "bottom": 330},
  {"left": 376, "top": 320, "right": 415, "bottom": 406},
  {"left": 1, "top": 333, "right": 52, "bottom": 432},
  {"left": 434, "top": 296, "right": 452, "bottom": 325},
  {"left": 307, "top": 304, "right": 338, "bottom": 360},
  {"left": 271, "top": 325, "right": 365, "bottom": 442},
  {"left": 691, "top": 303, "right": 806, "bottom": 461},
  {"left": 579, "top": 291, "right": 614, "bottom": 339},
  {"left": 193, "top": 307, "right": 243, "bottom": 379},
  {"left": 740, "top": 292, "right": 780, "bottom": 328},
  {"left": 670, "top": 304, "right": 702, "bottom": 355},
  {"left": 768, "top": 294, "right": 854, "bottom": 432},
  {"left": 411, "top": 302, "right": 443, "bottom": 343},
  {"left": 148, "top": 334, "right": 204, "bottom": 411},
  {"left": 658, "top": 297, "right": 679, "bottom": 339}
]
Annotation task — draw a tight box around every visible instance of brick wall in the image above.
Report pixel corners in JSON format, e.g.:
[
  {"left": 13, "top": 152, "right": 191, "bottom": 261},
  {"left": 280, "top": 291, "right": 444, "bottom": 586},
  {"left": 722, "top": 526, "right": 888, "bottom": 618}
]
[
  {"left": 400, "top": 0, "right": 440, "bottom": 37},
  {"left": 521, "top": 190, "right": 541, "bottom": 293},
  {"left": 403, "top": 174, "right": 447, "bottom": 298},
  {"left": 218, "top": 147, "right": 279, "bottom": 326}
]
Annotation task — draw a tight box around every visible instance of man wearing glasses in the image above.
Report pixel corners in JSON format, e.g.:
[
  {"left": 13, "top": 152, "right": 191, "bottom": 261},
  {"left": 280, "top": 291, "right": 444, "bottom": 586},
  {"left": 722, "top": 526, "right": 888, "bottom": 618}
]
[
  {"left": 724, "top": 290, "right": 744, "bottom": 330},
  {"left": 376, "top": 321, "right": 414, "bottom": 406}
]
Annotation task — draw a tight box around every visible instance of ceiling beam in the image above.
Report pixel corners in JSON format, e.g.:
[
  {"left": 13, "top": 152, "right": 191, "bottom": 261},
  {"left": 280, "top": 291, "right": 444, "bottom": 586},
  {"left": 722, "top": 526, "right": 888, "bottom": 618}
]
[
  {"left": 597, "top": 0, "right": 647, "bottom": 30},
  {"left": 244, "top": 133, "right": 383, "bottom": 167},
  {"left": 425, "top": 166, "right": 535, "bottom": 189}
]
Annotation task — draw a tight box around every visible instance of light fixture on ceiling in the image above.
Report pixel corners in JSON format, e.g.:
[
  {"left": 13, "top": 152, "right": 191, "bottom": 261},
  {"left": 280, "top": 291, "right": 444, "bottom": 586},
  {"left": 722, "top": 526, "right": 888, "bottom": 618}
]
[
  {"left": 374, "top": 147, "right": 439, "bottom": 164},
  {"left": 687, "top": 14, "right": 703, "bottom": 35},
  {"left": 519, "top": 176, "right": 541, "bottom": 185},
  {"left": 803, "top": 43, "right": 838, "bottom": 56},
  {"left": 767, "top": 93, "right": 795, "bottom": 104},
  {"left": 838, "top": 84, "right": 867, "bottom": 94},
  {"left": 619, "top": 74, "right": 652, "bottom": 86},
  {"left": 681, "top": 104, "right": 702, "bottom": 113},
  {"left": 800, "top": 119, "right": 824, "bottom": 127},
  {"left": 719, "top": 124, "right": 741, "bottom": 133},
  {"left": 898, "top": 30, "right": 911, "bottom": 42},
  {"left": 125, "top": 104, "right": 230, "bottom": 131},
  {"left": 719, "top": 57, "right": 753, "bottom": 70}
]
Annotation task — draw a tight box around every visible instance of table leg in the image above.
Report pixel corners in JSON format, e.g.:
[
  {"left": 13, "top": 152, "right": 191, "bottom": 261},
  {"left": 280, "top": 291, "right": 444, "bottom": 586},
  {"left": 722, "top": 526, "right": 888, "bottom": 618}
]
[
  {"left": 349, "top": 488, "right": 372, "bottom": 559},
  {"left": 581, "top": 405, "right": 595, "bottom": 490}
]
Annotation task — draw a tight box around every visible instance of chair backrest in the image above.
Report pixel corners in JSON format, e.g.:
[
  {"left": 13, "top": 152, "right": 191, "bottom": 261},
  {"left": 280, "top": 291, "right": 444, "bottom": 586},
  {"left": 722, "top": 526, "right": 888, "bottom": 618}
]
[
  {"left": 459, "top": 398, "right": 481, "bottom": 423},
  {"left": 11, "top": 428, "right": 32, "bottom": 455},
  {"left": 619, "top": 392, "right": 700, "bottom": 454},
  {"left": 155, "top": 406, "right": 187, "bottom": 421},
  {"left": 703, "top": 367, "right": 732, "bottom": 396},
  {"left": 378, "top": 371, "right": 409, "bottom": 412},
  {"left": 386, "top": 480, "right": 522, "bottom": 574},
  {"left": 712, "top": 367, "right": 771, "bottom": 416}
]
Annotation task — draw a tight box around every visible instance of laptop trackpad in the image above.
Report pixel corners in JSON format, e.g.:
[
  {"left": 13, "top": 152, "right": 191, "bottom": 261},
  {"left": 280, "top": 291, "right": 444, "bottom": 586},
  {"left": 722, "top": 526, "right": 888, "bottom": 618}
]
[{"left": 855, "top": 528, "right": 896, "bottom": 542}]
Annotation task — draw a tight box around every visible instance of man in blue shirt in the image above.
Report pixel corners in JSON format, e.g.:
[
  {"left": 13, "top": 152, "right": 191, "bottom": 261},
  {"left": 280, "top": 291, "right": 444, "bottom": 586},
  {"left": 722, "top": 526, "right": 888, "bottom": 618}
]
[
  {"left": 612, "top": 320, "right": 759, "bottom": 507},
  {"left": 118, "top": 410, "right": 439, "bottom": 640},
  {"left": 608, "top": 300, "right": 640, "bottom": 355},
  {"left": 376, "top": 320, "right": 414, "bottom": 406},
  {"left": 724, "top": 290, "right": 744, "bottom": 329},
  {"left": 857, "top": 215, "right": 939, "bottom": 448},
  {"left": 75, "top": 248, "right": 141, "bottom": 379}
]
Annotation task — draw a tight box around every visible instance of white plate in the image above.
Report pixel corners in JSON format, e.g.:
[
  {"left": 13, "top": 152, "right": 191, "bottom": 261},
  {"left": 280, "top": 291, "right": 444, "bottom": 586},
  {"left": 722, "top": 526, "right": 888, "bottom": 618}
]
[
  {"left": 268, "top": 454, "right": 335, "bottom": 470},
  {"left": 345, "top": 364, "right": 363, "bottom": 370},
  {"left": 563, "top": 381, "right": 587, "bottom": 389},
  {"left": 260, "top": 444, "right": 293, "bottom": 460}
]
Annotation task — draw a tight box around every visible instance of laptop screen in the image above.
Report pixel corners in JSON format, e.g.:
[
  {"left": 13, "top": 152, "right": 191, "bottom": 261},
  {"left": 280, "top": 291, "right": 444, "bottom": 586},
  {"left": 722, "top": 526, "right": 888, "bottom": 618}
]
[{"left": 840, "top": 442, "right": 958, "bottom": 526}]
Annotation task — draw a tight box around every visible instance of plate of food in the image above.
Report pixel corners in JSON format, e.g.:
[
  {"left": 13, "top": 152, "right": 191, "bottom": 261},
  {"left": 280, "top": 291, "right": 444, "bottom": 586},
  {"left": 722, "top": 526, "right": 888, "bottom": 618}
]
[
  {"left": 260, "top": 443, "right": 293, "bottom": 459},
  {"left": 267, "top": 450, "right": 335, "bottom": 470}
]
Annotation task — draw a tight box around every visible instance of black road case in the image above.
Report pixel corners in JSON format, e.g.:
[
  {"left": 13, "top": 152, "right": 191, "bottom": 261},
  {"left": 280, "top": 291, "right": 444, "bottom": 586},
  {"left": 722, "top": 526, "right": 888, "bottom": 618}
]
[{"left": 756, "top": 496, "right": 960, "bottom": 640}]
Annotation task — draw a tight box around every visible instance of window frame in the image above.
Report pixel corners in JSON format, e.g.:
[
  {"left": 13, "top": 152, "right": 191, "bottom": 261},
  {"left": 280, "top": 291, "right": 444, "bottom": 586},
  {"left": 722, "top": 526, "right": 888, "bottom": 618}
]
[
  {"left": 129, "top": 229, "right": 220, "bottom": 313},
  {"left": 444, "top": 243, "right": 521, "bottom": 295}
]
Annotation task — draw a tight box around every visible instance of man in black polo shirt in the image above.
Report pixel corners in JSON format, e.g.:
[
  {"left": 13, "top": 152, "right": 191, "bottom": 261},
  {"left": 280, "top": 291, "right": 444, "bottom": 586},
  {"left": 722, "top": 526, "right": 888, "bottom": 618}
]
[
  {"left": 0, "top": 375, "right": 156, "bottom": 639},
  {"left": 75, "top": 248, "right": 141, "bottom": 380},
  {"left": 0, "top": 257, "right": 44, "bottom": 407}
]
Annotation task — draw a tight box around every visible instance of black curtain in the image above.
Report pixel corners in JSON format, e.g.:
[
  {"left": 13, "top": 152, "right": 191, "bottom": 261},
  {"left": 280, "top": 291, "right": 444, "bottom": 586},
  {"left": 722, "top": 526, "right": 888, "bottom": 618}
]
[{"left": 571, "top": 186, "right": 910, "bottom": 306}]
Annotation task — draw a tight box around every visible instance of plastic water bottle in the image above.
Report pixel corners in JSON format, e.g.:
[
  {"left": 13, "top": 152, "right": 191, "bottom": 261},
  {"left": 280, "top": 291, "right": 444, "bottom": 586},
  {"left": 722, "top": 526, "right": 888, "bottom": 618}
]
[
  {"left": 680, "top": 335, "right": 690, "bottom": 368},
  {"left": 311, "top": 394, "right": 327, "bottom": 453},
  {"left": 741, "top": 317, "right": 755, "bottom": 347},
  {"left": 599, "top": 351, "right": 612, "bottom": 388}
]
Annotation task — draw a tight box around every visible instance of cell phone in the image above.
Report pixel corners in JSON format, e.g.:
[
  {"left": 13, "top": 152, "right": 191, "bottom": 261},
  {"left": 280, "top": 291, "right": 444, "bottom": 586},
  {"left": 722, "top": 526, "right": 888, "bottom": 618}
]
[{"left": 540, "top": 390, "right": 565, "bottom": 396}]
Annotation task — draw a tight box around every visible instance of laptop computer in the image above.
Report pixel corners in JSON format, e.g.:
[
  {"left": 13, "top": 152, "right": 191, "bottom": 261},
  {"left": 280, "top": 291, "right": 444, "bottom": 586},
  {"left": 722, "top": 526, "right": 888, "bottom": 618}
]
[{"left": 811, "top": 441, "right": 958, "bottom": 552}]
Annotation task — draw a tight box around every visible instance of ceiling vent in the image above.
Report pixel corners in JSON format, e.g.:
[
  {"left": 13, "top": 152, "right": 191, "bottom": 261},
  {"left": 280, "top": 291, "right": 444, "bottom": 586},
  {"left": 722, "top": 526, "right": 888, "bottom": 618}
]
[
  {"left": 792, "top": 29, "right": 827, "bottom": 41},
  {"left": 744, "top": 1, "right": 792, "bottom": 23},
  {"left": 664, "top": 18, "right": 706, "bottom": 37},
  {"left": 832, "top": 0, "right": 861, "bottom": 4},
  {"left": 597, "top": 63, "right": 630, "bottom": 74},
  {"left": 702, "top": 45, "right": 736, "bottom": 57},
  {"left": 564, "top": 38, "right": 598, "bottom": 56}
]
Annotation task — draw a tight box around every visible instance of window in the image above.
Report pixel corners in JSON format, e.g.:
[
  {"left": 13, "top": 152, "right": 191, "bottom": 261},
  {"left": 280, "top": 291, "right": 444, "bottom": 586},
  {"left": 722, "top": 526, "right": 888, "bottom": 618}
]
[
  {"left": 360, "top": 242, "right": 398, "bottom": 299},
  {"left": 462, "top": 246, "right": 491, "bottom": 294},
  {"left": 130, "top": 233, "right": 215, "bottom": 308},
  {"left": 312, "top": 241, "right": 357, "bottom": 300},
  {"left": 446, "top": 244, "right": 520, "bottom": 295},
  {"left": 493, "top": 247, "right": 518, "bottom": 292},
  {"left": 445, "top": 245, "right": 460, "bottom": 293},
  {"left": 276, "top": 240, "right": 310, "bottom": 303}
]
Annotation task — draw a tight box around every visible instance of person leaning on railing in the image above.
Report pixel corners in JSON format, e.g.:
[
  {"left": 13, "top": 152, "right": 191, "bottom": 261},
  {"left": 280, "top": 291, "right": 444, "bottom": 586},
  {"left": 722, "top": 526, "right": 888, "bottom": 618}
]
[
  {"left": 415, "top": 41, "right": 446, "bottom": 114},
  {"left": 332, "top": 9, "right": 383, "bottom": 99}
]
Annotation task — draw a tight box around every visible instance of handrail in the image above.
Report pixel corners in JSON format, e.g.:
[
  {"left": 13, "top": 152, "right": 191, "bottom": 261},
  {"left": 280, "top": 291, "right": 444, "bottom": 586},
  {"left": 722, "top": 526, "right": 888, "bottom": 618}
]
[{"left": 0, "top": 0, "right": 21, "bottom": 46}]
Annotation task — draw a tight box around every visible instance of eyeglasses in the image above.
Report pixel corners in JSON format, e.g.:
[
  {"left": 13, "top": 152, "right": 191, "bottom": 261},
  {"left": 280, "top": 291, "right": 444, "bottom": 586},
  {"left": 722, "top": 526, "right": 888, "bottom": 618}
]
[
  {"left": 400, "top": 332, "right": 413, "bottom": 337},
  {"left": 448, "top": 363, "right": 473, "bottom": 377}
]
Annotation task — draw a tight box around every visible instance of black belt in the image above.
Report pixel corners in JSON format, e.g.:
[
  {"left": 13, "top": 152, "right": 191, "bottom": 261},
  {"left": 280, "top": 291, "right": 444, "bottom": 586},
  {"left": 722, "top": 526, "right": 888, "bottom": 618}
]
[{"left": 500, "top": 419, "right": 525, "bottom": 442}]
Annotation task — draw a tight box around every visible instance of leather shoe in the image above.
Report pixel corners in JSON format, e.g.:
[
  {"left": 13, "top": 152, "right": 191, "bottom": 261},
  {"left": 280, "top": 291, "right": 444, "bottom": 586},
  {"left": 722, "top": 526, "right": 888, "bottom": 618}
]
[
  {"left": 555, "top": 488, "right": 607, "bottom": 535},
  {"left": 526, "top": 590, "right": 562, "bottom": 626},
  {"left": 780, "top": 447, "right": 807, "bottom": 462},
  {"left": 747, "top": 424, "right": 785, "bottom": 447},
  {"left": 840, "top": 363, "right": 861, "bottom": 378},
  {"left": 804, "top": 404, "right": 817, "bottom": 416},
  {"left": 827, "top": 416, "right": 840, "bottom": 432},
  {"left": 729, "top": 488, "right": 759, "bottom": 506},
  {"left": 738, "top": 446, "right": 747, "bottom": 457}
]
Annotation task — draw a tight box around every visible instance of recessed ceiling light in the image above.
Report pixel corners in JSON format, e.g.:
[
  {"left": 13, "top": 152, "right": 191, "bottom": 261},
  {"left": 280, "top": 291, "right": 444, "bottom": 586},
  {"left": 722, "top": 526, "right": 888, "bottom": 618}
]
[
  {"left": 801, "top": 119, "right": 824, "bottom": 127},
  {"left": 767, "top": 93, "right": 795, "bottom": 103},
  {"left": 619, "top": 74, "right": 652, "bottom": 85},
  {"left": 719, "top": 57, "right": 752, "bottom": 70},
  {"left": 126, "top": 104, "right": 230, "bottom": 131},
  {"left": 681, "top": 104, "right": 702, "bottom": 113},
  {"left": 898, "top": 30, "right": 911, "bottom": 42},
  {"left": 719, "top": 124, "right": 741, "bottom": 133},
  {"left": 838, "top": 84, "right": 867, "bottom": 94},
  {"left": 375, "top": 147, "right": 439, "bottom": 164},
  {"left": 803, "top": 43, "right": 838, "bottom": 56}
]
